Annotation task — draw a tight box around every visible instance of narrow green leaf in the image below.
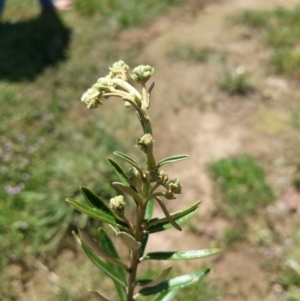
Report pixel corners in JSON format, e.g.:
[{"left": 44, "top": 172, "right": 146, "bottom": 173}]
[
  {"left": 97, "top": 228, "right": 127, "bottom": 301},
  {"left": 139, "top": 233, "right": 149, "bottom": 258},
  {"left": 147, "top": 201, "right": 200, "bottom": 233},
  {"left": 66, "top": 198, "right": 127, "bottom": 229},
  {"left": 97, "top": 228, "right": 126, "bottom": 281},
  {"left": 145, "top": 198, "right": 154, "bottom": 220},
  {"left": 148, "top": 81, "right": 155, "bottom": 94},
  {"left": 76, "top": 234, "right": 127, "bottom": 287},
  {"left": 142, "top": 248, "right": 221, "bottom": 261},
  {"left": 79, "top": 230, "right": 128, "bottom": 270},
  {"left": 136, "top": 266, "right": 172, "bottom": 287},
  {"left": 107, "top": 158, "right": 128, "bottom": 185},
  {"left": 117, "top": 232, "right": 141, "bottom": 250},
  {"left": 155, "top": 197, "right": 181, "bottom": 231},
  {"left": 113, "top": 151, "right": 143, "bottom": 173},
  {"left": 80, "top": 186, "right": 113, "bottom": 215},
  {"left": 89, "top": 291, "right": 113, "bottom": 301},
  {"left": 157, "top": 155, "right": 189, "bottom": 167},
  {"left": 112, "top": 182, "right": 144, "bottom": 206},
  {"left": 139, "top": 268, "right": 210, "bottom": 296},
  {"left": 147, "top": 209, "right": 198, "bottom": 233},
  {"left": 151, "top": 288, "right": 179, "bottom": 301}
]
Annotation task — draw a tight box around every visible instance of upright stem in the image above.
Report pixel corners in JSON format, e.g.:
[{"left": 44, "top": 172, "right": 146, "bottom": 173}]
[
  {"left": 126, "top": 205, "right": 146, "bottom": 301},
  {"left": 126, "top": 112, "right": 154, "bottom": 301}
]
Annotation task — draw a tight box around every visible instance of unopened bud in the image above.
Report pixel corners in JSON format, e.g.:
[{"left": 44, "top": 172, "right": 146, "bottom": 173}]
[
  {"left": 137, "top": 133, "right": 153, "bottom": 153},
  {"left": 126, "top": 167, "right": 141, "bottom": 188},
  {"left": 158, "top": 170, "right": 168, "bottom": 184},
  {"left": 131, "top": 65, "right": 154, "bottom": 84},
  {"left": 167, "top": 179, "right": 182, "bottom": 194},
  {"left": 147, "top": 168, "right": 168, "bottom": 184},
  {"left": 95, "top": 77, "right": 113, "bottom": 91},
  {"left": 108, "top": 60, "right": 129, "bottom": 80},
  {"left": 81, "top": 85, "right": 103, "bottom": 109},
  {"left": 109, "top": 195, "right": 126, "bottom": 216}
]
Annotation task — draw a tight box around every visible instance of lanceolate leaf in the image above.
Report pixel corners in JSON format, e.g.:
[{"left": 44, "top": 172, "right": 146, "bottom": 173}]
[
  {"left": 112, "top": 182, "right": 144, "bottom": 206},
  {"left": 147, "top": 201, "right": 200, "bottom": 233},
  {"left": 145, "top": 198, "right": 154, "bottom": 220},
  {"left": 117, "top": 232, "right": 141, "bottom": 250},
  {"left": 139, "top": 269, "right": 210, "bottom": 296},
  {"left": 76, "top": 234, "right": 127, "bottom": 287},
  {"left": 155, "top": 197, "right": 181, "bottom": 231},
  {"left": 151, "top": 288, "right": 179, "bottom": 301},
  {"left": 157, "top": 155, "right": 189, "bottom": 167},
  {"left": 107, "top": 158, "right": 128, "bottom": 185},
  {"left": 113, "top": 151, "right": 143, "bottom": 173},
  {"left": 98, "top": 228, "right": 127, "bottom": 301},
  {"left": 142, "top": 248, "right": 221, "bottom": 261},
  {"left": 139, "top": 233, "right": 149, "bottom": 258},
  {"left": 79, "top": 230, "right": 128, "bottom": 270},
  {"left": 97, "top": 228, "right": 127, "bottom": 281},
  {"left": 80, "top": 186, "right": 113, "bottom": 214},
  {"left": 66, "top": 198, "right": 127, "bottom": 230},
  {"left": 136, "top": 266, "right": 173, "bottom": 288}
]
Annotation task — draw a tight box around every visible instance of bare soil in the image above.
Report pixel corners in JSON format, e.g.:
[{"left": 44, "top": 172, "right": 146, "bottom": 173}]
[{"left": 119, "top": 0, "right": 300, "bottom": 299}]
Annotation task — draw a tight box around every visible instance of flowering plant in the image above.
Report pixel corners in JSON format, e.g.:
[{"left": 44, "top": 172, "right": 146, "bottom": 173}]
[{"left": 66, "top": 61, "right": 220, "bottom": 301}]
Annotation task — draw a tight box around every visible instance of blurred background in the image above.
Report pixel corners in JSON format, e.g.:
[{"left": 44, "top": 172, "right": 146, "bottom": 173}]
[{"left": 0, "top": 0, "right": 300, "bottom": 300}]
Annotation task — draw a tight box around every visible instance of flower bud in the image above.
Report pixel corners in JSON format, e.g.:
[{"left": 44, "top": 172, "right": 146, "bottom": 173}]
[
  {"left": 126, "top": 167, "right": 141, "bottom": 188},
  {"left": 137, "top": 133, "right": 153, "bottom": 153},
  {"left": 109, "top": 195, "right": 126, "bottom": 216},
  {"left": 147, "top": 168, "right": 168, "bottom": 184},
  {"left": 131, "top": 65, "right": 154, "bottom": 84},
  {"left": 158, "top": 170, "right": 169, "bottom": 184},
  {"left": 108, "top": 60, "right": 129, "bottom": 80},
  {"left": 95, "top": 77, "right": 113, "bottom": 91},
  {"left": 81, "top": 85, "right": 102, "bottom": 109},
  {"left": 167, "top": 179, "right": 182, "bottom": 194}
]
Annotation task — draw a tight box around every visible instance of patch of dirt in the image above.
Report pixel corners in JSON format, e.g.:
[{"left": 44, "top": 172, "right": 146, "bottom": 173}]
[{"left": 118, "top": 0, "right": 300, "bottom": 299}]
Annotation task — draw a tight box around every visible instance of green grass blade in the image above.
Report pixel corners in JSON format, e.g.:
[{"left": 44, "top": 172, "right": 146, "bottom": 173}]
[
  {"left": 157, "top": 155, "right": 189, "bottom": 167},
  {"left": 151, "top": 288, "right": 180, "bottom": 301},
  {"left": 107, "top": 158, "right": 128, "bottom": 185},
  {"left": 147, "top": 201, "right": 200, "bottom": 233},
  {"left": 113, "top": 151, "right": 143, "bottom": 173},
  {"left": 66, "top": 198, "right": 126, "bottom": 229},
  {"left": 139, "top": 269, "right": 210, "bottom": 296},
  {"left": 286, "top": 259, "right": 300, "bottom": 276},
  {"left": 80, "top": 186, "right": 113, "bottom": 214},
  {"left": 98, "top": 228, "right": 127, "bottom": 301},
  {"left": 142, "top": 248, "right": 221, "bottom": 261}
]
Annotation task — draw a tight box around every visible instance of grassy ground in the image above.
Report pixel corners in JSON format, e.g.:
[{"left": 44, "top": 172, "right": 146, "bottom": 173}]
[{"left": 0, "top": 1, "right": 184, "bottom": 299}]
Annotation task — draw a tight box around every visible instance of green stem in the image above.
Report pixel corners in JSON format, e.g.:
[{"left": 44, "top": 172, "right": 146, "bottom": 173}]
[
  {"left": 126, "top": 204, "right": 146, "bottom": 301},
  {"left": 142, "top": 115, "right": 152, "bottom": 136},
  {"left": 126, "top": 91, "right": 155, "bottom": 300}
]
